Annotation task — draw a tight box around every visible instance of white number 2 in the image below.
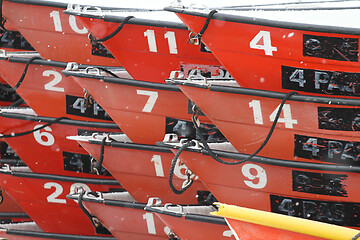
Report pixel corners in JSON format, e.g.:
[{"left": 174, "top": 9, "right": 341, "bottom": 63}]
[
  {"left": 242, "top": 163, "right": 267, "bottom": 189},
  {"left": 137, "top": 90, "right": 158, "bottom": 112},
  {"left": 44, "top": 182, "right": 66, "bottom": 204},
  {"left": 250, "top": 30, "right": 277, "bottom": 56},
  {"left": 43, "top": 70, "right": 64, "bottom": 92},
  {"left": 44, "top": 182, "right": 91, "bottom": 204}
]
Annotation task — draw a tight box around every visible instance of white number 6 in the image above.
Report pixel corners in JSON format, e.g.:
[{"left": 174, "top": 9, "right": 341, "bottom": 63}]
[{"left": 33, "top": 125, "right": 55, "bottom": 146}]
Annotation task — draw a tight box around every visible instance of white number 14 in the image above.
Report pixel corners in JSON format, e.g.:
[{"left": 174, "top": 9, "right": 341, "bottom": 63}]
[{"left": 249, "top": 100, "right": 297, "bottom": 128}]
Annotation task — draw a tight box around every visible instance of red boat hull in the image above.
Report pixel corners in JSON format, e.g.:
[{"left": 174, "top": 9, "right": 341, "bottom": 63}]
[
  {"left": 0, "top": 57, "right": 114, "bottom": 122},
  {"left": 176, "top": 84, "right": 360, "bottom": 162},
  {"left": 68, "top": 74, "right": 211, "bottom": 144},
  {"left": 173, "top": 9, "right": 360, "bottom": 97},
  {"left": 0, "top": 109, "right": 121, "bottom": 178},
  {"left": 3, "top": 0, "right": 120, "bottom": 66},
  {"left": 82, "top": 197, "right": 168, "bottom": 239},
  {"left": 0, "top": 189, "right": 26, "bottom": 214},
  {"left": 0, "top": 170, "right": 120, "bottom": 235},
  {"left": 76, "top": 16, "right": 221, "bottom": 83},
  {"left": 77, "top": 138, "right": 207, "bottom": 204},
  {"left": 165, "top": 146, "right": 360, "bottom": 228},
  {"left": 154, "top": 213, "right": 235, "bottom": 240}
]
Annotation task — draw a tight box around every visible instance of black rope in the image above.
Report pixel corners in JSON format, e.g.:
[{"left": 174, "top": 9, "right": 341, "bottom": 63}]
[
  {"left": 197, "top": 10, "right": 217, "bottom": 39},
  {"left": 168, "top": 141, "right": 195, "bottom": 195},
  {"left": 90, "top": 16, "right": 134, "bottom": 44},
  {"left": 192, "top": 91, "right": 298, "bottom": 165},
  {"left": 92, "top": 137, "right": 106, "bottom": 174},
  {"left": 0, "top": 56, "right": 42, "bottom": 92},
  {"left": 0, "top": 0, "right": 6, "bottom": 32},
  {"left": 97, "top": 67, "right": 120, "bottom": 78},
  {"left": 77, "top": 191, "right": 99, "bottom": 229},
  {"left": 9, "top": 98, "right": 25, "bottom": 107},
  {"left": 188, "top": 10, "right": 217, "bottom": 44},
  {"left": 352, "top": 232, "right": 360, "bottom": 240},
  {"left": 0, "top": 116, "right": 68, "bottom": 138}
]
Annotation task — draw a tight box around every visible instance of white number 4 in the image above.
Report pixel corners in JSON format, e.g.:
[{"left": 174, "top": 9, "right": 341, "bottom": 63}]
[{"left": 250, "top": 30, "right": 277, "bottom": 56}]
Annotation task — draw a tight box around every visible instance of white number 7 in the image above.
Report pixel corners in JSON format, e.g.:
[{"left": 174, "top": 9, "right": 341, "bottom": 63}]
[{"left": 136, "top": 90, "right": 158, "bottom": 113}]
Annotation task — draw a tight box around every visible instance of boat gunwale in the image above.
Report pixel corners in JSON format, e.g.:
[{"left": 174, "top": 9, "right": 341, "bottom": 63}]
[
  {"left": 145, "top": 205, "right": 228, "bottom": 225},
  {"left": 0, "top": 169, "right": 120, "bottom": 185},
  {"left": 165, "top": 6, "right": 360, "bottom": 36},
  {"left": 64, "top": 9, "right": 188, "bottom": 30},
  {"left": 156, "top": 142, "right": 360, "bottom": 173},
  {"left": 0, "top": 111, "right": 120, "bottom": 129},
  {"left": 88, "top": 139, "right": 172, "bottom": 153},
  {"left": 0, "top": 55, "right": 124, "bottom": 71},
  {"left": 5, "top": 228, "right": 116, "bottom": 240},
  {"left": 0, "top": 212, "right": 29, "bottom": 218},
  {"left": 62, "top": 70, "right": 181, "bottom": 92},
  {"left": 166, "top": 79, "right": 360, "bottom": 106},
  {"left": 8, "top": 0, "right": 132, "bottom": 12}
]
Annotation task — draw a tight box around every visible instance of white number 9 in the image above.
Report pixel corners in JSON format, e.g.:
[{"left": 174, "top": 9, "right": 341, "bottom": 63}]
[{"left": 241, "top": 163, "right": 267, "bottom": 189}]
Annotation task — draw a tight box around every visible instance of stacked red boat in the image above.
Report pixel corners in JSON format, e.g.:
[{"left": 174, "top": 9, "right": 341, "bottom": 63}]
[{"left": 0, "top": 0, "right": 359, "bottom": 239}]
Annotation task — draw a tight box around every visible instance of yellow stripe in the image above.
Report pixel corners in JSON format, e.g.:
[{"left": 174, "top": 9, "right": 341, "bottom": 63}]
[{"left": 211, "top": 203, "right": 359, "bottom": 240}]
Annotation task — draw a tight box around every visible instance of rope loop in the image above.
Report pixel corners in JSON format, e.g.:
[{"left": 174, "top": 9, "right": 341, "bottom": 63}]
[
  {"left": 77, "top": 191, "right": 101, "bottom": 230},
  {"left": 90, "top": 15, "right": 134, "bottom": 45},
  {"left": 168, "top": 140, "right": 196, "bottom": 195},
  {"left": 91, "top": 136, "right": 107, "bottom": 175},
  {"left": 187, "top": 9, "right": 217, "bottom": 45}
]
